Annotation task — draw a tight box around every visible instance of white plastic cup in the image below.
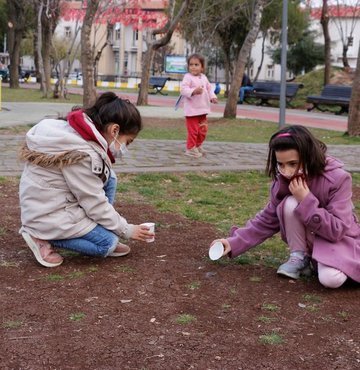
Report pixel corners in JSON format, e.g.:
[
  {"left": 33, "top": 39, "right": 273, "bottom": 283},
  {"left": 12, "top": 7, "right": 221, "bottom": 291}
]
[
  {"left": 141, "top": 222, "right": 155, "bottom": 243},
  {"left": 209, "top": 241, "right": 224, "bottom": 260}
]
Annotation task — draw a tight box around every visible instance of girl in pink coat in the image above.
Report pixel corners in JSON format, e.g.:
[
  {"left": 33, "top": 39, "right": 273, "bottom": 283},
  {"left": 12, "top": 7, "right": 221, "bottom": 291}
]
[
  {"left": 180, "top": 53, "right": 217, "bottom": 158},
  {"left": 210, "top": 125, "right": 360, "bottom": 288}
]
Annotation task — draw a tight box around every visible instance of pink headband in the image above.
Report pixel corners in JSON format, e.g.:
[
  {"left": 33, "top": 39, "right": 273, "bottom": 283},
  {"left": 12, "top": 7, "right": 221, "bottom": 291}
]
[{"left": 277, "top": 133, "right": 291, "bottom": 137}]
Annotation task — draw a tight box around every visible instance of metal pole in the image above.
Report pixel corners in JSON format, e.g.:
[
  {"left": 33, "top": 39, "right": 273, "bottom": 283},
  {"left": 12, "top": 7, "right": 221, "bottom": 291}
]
[{"left": 279, "top": 0, "right": 288, "bottom": 128}]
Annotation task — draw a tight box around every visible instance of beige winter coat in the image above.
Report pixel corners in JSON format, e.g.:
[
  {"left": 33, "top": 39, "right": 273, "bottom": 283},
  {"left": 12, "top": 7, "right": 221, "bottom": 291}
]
[{"left": 19, "top": 117, "right": 134, "bottom": 241}]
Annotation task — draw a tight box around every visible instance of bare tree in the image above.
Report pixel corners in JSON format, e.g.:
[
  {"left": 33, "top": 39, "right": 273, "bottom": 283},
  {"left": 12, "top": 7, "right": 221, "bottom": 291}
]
[
  {"left": 137, "top": 0, "right": 191, "bottom": 106},
  {"left": 321, "top": 0, "right": 331, "bottom": 85},
  {"left": 7, "top": 0, "right": 32, "bottom": 88},
  {"left": 224, "top": 0, "right": 265, "bottom": 118},
  {"left": 81, "top": 0, "right": 100, "bottom": 107},
  {"left": 35, "top": 0, "right": 47, "bottom": 96},
  {"left": 347, "top": 40, "right": 360, "bottom": 136},
  {"left": 332, "top": 0, "right": 360, "bottom": 68}
]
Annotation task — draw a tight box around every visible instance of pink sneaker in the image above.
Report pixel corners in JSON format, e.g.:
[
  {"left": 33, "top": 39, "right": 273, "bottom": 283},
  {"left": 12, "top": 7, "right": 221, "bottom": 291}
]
[
  {"left": 22, "top": 232, "right": 63, "bottom": 268},
  {"left": 108, "top": 242, "right": 131, "bottom": 257}
]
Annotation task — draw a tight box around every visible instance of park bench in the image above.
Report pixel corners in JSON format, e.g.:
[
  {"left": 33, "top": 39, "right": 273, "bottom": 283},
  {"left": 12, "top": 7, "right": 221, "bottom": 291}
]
[
  {"left": 244, "top": 81, "right": 304, "bottom": 108},
  {"left": 138, "top": 76, "right": 169, "bottom": 95},
  {"left": 306, "top": 85, "right": 352, "bottom": 115}
]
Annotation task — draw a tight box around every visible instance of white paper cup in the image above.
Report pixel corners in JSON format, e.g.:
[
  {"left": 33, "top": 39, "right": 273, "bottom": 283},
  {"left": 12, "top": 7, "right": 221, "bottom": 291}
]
[
  {"left": 209, "top": 241, "right": 224, "bottom": 260},
  {"left": 141, "top": 222, "right": 155, "bottom": 243}
]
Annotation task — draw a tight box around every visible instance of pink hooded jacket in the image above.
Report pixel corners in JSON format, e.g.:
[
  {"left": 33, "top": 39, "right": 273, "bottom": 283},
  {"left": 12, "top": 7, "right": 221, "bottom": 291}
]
[
  {"left": 227, "top": 157, "right": 360, "bottom": 282},
  {"left": 180, "top": 73, "right": 216, "bottom": 117}
]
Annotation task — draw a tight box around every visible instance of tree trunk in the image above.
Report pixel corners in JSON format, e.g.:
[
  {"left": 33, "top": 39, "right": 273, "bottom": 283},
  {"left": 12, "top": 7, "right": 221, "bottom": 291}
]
[
  {"left": 137, "top": 0, "right": 190, "bottom": 106},
  {"left": 254, "top": 32, "right": 266, "bottom": 82},
  {"left": 347, "top": 41, "right": 360, "bottom": 136},
  {"left": 81, "top": 0, "right": 100, "bottom": 107},
  {"left": 7, "top": 0, "right": 26, "bottom": 89},
  {"left": 342, "top": 44, "right": 350, "bottom": 69},
  {"left": 36, "top": 1, "right": 47, "bottom": 97},
  {"left": 224, "top": 0, "right": 264, "bottom": 118},
  {"left": 321, "top": 0, "right": 331, "bottom": 86},
  {"left": 137, "top": 44, "right": 154, "bottom": 105}
]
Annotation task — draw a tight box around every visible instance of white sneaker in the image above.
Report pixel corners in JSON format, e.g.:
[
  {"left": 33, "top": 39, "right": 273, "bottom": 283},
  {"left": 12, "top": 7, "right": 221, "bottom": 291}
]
[
  {"left": 197, "top": 146, "right": 206, "bottom": 155},
  {"left": 185, "top": 147, "right": 202, "bottom": 158}
]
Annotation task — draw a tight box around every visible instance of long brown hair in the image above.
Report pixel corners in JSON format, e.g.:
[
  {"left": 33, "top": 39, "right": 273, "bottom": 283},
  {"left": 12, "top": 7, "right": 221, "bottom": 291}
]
[{"left": 266, "top": 125, "right": 327, "bottom": 180}]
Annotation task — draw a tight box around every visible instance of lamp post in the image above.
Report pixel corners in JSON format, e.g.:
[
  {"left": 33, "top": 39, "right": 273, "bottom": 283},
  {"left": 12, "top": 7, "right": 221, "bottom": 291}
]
[{"left": 279, "top": 0, "right": 288, "bottom": 128}]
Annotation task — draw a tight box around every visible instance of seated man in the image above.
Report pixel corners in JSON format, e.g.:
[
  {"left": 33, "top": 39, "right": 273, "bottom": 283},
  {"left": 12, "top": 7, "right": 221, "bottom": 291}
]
[{"left": 238, "top": 73, "right": 254, "bottom": 104}]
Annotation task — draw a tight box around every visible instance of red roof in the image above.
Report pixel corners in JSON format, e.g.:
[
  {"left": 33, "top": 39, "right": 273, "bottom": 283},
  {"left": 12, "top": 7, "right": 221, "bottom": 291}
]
[{"left": 310, "top": 5, "right": 360, "bottom": 19}]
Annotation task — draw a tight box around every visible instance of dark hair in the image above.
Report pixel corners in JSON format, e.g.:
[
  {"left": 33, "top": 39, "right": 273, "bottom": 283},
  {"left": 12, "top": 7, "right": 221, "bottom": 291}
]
[
  {"left": 187, "top": 53, "right": 206, "bottom": 71},
  {"left": 265, "top": 125, "right": 327, "bottom": 180},
  {"left": 83, "top": 92, "right": 142, "bottom": 135}
]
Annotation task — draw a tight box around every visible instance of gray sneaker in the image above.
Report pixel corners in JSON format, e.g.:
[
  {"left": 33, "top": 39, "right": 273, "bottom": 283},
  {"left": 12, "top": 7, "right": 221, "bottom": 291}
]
[{"left": 277, "top": 251, "right": 311, "bottom": 279}]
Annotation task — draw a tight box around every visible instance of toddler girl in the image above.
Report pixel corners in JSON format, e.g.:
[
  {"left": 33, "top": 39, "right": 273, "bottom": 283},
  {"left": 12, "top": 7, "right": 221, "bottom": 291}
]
[{"left": 180, "top": 53, "right": 217, "bottom": 158}]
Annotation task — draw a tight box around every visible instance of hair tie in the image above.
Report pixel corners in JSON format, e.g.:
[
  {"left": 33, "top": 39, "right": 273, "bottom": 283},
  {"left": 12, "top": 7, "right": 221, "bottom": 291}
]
[{"left": 277, "top": 133, "right": 291, "bottom": 137}]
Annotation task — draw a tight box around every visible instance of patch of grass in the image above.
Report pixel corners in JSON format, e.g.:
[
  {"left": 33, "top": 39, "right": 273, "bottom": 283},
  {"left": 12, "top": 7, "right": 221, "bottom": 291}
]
[
  {"left": 257, "top": 315, "right": 276, "bottom": 324},
  {"left": 222, "top": 303, "right": 231, "bottom": 310},
  {"left": 2, "top": 320, "right": 23, "bottom": 329},
  {"left": 303, "top": 294, "right": 322, "bottom": 304},
  {"left": 114, "top": 265, "right": 135, "bottom": 273},
  {"left": 249, "top": 276, "right": 262, "bottom": 282},
  {"left": 139, "top": 117, "right": 360, "bottom": 145},
  {"left": 87, "top": 266, "right": 98, "bottom": 273},
  {"left": 69, "top": 312, "right": 86, "bottom": 321},
  {"left": 261, "top": 303, "right": 280, "bottom": 312},
  {"left": 337, "top": 311, "right": 349, "bottom": 320},
  {"left": 0, "top": 227, "right": 6, "bottom": 237},
  {"left": 305, "top": 305, "right": 319, "bottom": 313},
  {"left": 44, "top": 274, "right": 65, "bottom": 282},
  {"left": 186, "top": 281, "right": 200, "bottom": 290},
  {"left": 0, "top": 260, "right": 19, "bottom": 267},
  {"left": 2, "top": 86, "right": 83, "bottom": 104},
  {"left": 259, "top": 331, "right": 284, "bottom": 345},
  {"left": 175, "top": 314, "right": 197, "bottom": 325},
  {"left": 67, "top": 271, "right": 84, "bottom": 279}
]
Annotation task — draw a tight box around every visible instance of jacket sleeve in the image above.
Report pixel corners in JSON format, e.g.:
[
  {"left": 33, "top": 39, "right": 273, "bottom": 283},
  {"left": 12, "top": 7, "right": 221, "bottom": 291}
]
[
  {"left": 180, "top": 74, "right": 195, "bottom": 98},
  {"left": 61, "top": 156, "right": 134, "bottom": 239},
  {"left": 295, "top": 172, "right": 354, "bottom": 242},
  {"left": 205, "top": 76, "right": 217, "bottom": 99},
  {"left": 227, "top": 182, "right": 281, "bottom": 258}
]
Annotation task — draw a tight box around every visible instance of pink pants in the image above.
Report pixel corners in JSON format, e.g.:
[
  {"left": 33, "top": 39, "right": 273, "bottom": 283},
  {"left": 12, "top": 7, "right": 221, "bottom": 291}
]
[{"left": 281, "top": 196, "right": 347, "bottom": 288}]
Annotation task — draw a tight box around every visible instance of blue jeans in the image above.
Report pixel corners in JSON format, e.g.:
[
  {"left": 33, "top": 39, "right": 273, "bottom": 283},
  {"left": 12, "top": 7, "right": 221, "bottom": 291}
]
[
  {"left": 51, "top": 172, "right": 119, "bottom": 257},
  {"left": 239, "top": 86, "right": 254, "bottom": 103}
]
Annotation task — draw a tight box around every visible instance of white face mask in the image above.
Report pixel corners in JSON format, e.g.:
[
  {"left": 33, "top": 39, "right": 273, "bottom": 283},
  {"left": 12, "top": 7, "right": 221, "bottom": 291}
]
[
  {"left": 277, "top": 164, "right": 303, "bottom": 180},
  {"left": 109, "top": 137, "right": 129, "bottom": 158}
]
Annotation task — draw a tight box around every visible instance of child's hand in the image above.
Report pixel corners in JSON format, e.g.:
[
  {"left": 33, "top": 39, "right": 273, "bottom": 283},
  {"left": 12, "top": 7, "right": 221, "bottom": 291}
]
[
  {"left": 289, "top": 176, "right": 310, "bottom": 202},
  {"left": 209, "top": 239, "right": 231, "bottom": 257},
  {"left": 210, "top": 98, "right": 218, "bottom": 104},
  {"left": 192, "top": 87, "right": 204, "bottom": 95},
  {"left": 131, "top": 224, "right": 155, "bottom": 242}
]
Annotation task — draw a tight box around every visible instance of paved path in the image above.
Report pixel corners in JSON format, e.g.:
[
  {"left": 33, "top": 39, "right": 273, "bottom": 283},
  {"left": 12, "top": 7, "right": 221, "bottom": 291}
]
[{"left": 0, "top": 101, "right": 358, "bottom": 176}]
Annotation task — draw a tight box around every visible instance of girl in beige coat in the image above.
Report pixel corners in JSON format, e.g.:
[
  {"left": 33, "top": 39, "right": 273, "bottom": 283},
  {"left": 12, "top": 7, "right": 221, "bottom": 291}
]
[{"left": 19, "top": 92, "right": 154, "bottom": 267}]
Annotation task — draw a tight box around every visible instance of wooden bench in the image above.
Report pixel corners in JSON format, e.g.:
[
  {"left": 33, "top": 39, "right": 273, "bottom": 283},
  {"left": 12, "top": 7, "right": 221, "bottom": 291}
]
[
  {"left": 306, "top": 85, "right": 352, "bottom": 115},
  {"left": 244, "top": 81, "right": 304, "bottom": 108},
  {"left": 138, "top": 76, "right": 169, "bottom": 95}
]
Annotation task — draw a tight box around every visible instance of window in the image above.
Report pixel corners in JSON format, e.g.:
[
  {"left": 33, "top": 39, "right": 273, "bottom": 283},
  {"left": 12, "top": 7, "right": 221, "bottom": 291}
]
[
  {"left": 65, "top": 26, "right": 71, "bottom": 38},
  {"left": 115, "top": 23, "right": 121, "bottom": 41},
  {"left": 132, "top": 30, "right": 138, "bottom": 46},
  {"left": 266, "top": 65, "right": 274, "bottom": 79}
]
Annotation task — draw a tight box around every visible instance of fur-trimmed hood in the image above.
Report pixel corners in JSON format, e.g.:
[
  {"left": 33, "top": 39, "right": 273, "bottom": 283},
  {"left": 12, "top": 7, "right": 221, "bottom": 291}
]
[
  {"left": 19, "top": 117, "right": 111, "bottom": 169},
  {"left": 19, "top": 143, "right": 88, "bottom": 169}
]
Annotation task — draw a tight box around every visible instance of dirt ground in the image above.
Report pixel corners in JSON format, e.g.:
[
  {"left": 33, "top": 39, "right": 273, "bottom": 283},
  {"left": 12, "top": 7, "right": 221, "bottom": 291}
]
[{"left": 1, "top": 115, "right": 359, "bottom": 370}]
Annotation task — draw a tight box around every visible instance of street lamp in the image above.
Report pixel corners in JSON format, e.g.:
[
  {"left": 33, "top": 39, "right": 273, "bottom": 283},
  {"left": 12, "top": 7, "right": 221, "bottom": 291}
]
[{"left": 279, "top": 0, "right": 288, "bottom": 128}]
